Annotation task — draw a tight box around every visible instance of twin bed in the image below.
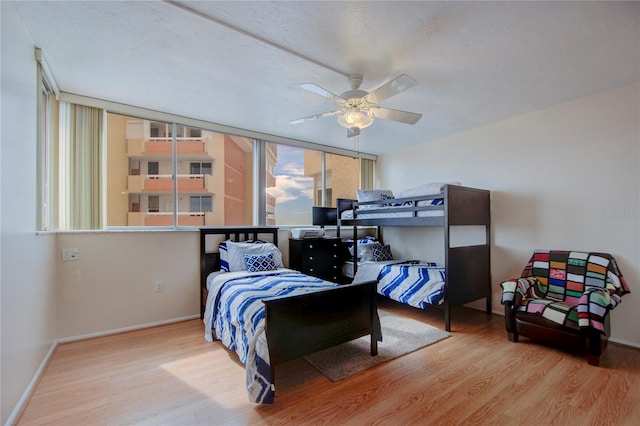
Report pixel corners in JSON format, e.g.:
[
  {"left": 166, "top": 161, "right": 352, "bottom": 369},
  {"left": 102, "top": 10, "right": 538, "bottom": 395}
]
[
  {"left": 200, "top": 227, "right": 379, "bottom": 403},
  {"left": 200, "top": 184, "right": 490, "bottom": 403}
]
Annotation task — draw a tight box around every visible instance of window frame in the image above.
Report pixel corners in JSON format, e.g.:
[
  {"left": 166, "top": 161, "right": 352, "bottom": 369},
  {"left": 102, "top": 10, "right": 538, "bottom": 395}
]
[{"left": 52, "top": 92, "right": 377, "bottom": 231}]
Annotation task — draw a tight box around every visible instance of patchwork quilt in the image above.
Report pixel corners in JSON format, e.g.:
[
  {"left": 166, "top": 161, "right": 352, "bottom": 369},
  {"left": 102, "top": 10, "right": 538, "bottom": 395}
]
[
  {"left": 377, "top": 261, "right": 446, "bottom": 308},
  {"left": 203, "top": 269, "right": 336, "bottom": 403},
  {"left": 501, "top": 251, "right": 630, "bottom": 333}
]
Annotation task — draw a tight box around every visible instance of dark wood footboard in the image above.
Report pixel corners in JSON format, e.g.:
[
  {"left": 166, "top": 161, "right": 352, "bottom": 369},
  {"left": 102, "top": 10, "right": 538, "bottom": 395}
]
[
  {"left": 200, "top": 227, "right": 380, "bottom": 398},
  {"left": 263, "top": 280, "right": 379, "bottom": 383}
]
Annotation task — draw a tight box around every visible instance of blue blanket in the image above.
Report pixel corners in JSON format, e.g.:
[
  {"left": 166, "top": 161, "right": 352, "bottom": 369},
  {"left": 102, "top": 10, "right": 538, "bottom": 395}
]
[
  {"left": 378, "top": 262, "right": 446, "bottom": 308},
  {"left": 203, "top": 269, "right": 337, "bottom": 403}
]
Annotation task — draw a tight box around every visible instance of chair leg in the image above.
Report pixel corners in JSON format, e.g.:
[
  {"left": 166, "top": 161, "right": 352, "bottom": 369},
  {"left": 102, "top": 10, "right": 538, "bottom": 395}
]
[
  {"left": 585, "top": 330, "right": 603, "bottom": 366},
  {"left": 586, "top": 354, "right": 600, "bottom": 366},
  {"left": 508, "top": 332, "right": 518, "bottom": 343}
]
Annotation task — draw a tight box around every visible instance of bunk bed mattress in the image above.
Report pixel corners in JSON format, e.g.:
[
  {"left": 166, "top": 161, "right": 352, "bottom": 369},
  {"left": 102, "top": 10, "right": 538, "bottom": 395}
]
[
  {"left": 203, "top": 269, "right": 337, "bottom": 404},
  {"left": 353, "top": 261, "right": 447, "bottom": 308},
  {"left": 340, "top": 199, "right": 444, "bottom": 220}
]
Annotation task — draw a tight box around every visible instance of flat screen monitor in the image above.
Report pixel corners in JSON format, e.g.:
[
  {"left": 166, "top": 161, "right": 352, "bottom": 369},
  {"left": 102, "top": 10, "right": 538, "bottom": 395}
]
[{"left": 312, "top": 206, "right": 337, "bottom": 227}]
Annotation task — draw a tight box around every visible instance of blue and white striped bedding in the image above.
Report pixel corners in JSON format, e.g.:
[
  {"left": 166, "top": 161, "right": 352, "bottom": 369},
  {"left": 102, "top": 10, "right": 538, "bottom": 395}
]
[
  {"left": 203, "top": 268, "right": 337, "bottom": 404},
  {"left": 353, "top": 261, "right": 446, "bottom": 308},
  {"left": 378, "top": 262, "right": 447, "bottom": 308}
]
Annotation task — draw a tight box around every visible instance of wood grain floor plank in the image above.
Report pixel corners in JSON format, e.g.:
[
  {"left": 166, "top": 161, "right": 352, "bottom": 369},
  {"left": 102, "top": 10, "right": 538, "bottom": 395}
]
[{"left": 16, "top": 300, "right": 640, "bottom": 425}]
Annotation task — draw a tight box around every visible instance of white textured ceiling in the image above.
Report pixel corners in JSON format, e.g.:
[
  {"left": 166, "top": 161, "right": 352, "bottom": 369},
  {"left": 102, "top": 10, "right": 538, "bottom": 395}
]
[{"left": 12, "top": 1, "right": 640, "bottom": 155}]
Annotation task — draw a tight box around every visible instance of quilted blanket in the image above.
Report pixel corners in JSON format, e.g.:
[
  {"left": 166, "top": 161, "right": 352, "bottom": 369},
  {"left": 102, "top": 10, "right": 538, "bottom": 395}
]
[
  {"left": 377, "top": 261, "right": 446, "bottom": 308},
  {"left": 501, "top": 251, "right": 630, "bottom": 333},
  {"left": 203, "top": 269, "right": 337, "bottom": 404}
]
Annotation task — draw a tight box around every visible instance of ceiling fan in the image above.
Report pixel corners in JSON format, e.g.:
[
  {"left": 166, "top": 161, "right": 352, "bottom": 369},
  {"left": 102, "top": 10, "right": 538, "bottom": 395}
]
[{"left": 290, "top": 74, "right": 422, "bottom": 137}]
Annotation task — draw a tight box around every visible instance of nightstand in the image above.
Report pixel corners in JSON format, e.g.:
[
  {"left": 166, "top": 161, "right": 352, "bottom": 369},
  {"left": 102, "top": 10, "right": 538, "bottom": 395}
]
[{"left": 289, "top": 237, "right": 346, "bottom": 283}]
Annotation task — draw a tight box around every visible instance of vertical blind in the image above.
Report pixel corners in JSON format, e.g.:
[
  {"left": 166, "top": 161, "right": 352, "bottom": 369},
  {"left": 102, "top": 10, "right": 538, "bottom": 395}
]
[{"left": 58, "top": 103, "right": 104, "bottom": 230}]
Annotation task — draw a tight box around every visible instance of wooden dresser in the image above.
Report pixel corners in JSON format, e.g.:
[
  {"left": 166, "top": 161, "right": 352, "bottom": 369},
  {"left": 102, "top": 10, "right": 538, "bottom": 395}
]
[{"left": 288, "top": 237, "right": 345, "bottom": 283}]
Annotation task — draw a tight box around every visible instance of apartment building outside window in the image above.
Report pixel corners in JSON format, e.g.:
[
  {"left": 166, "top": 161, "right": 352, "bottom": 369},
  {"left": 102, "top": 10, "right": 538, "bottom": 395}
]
[
  {"left": 106, "top": 113, "right": 256, "bottom": 227},
  {"left": 39, "top": 99, "right": 374, "bottom": 231}
]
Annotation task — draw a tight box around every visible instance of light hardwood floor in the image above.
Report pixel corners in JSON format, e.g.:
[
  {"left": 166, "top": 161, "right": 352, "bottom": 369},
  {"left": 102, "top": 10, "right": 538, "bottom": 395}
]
[{"left": 17, "top": 300, "right": 640, "bottom": 425}]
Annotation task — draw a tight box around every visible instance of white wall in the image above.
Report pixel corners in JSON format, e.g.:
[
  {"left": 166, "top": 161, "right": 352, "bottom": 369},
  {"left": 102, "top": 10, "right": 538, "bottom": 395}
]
[
  {"left": 56, "top": 231, "right": 199, "bottom": 338},
  {"left": 1, "top": 3, "right": 58, "bottom": 424},
  {"left": 378, "top": 83, "right": 640, "bottom": 346}
]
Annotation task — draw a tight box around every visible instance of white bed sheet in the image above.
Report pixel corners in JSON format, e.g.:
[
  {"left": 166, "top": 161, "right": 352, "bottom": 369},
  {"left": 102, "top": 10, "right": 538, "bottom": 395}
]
[
  {"left": 340, "top": 200, "right": 444, "bottom": 220},
  {"left": 345, "top": 260, "right": 410, "bottom": 283}
]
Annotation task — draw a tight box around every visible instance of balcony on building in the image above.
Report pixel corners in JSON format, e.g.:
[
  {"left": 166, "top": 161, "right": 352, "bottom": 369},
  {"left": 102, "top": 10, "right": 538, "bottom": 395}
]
[
  {"left": 127, "top": 136, "right": 217, "bottom": 157},
  {"left": 127, "top": 173, "right": 216, "bottom": 193}
]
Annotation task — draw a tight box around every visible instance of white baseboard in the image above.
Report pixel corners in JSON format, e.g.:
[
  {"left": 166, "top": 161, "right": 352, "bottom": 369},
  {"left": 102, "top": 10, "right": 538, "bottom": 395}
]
[
  {"left": 56, "top": 315, "right": 200, "bottom": 343},
  {"left": 5, "top": 341, "right": 57, "bottom": 426},
  {"left": 5, "top": 315, "right": 200, "bottom": 426},
  {"left": 608, "top": 336, "right": 640, "bottom": 349}
]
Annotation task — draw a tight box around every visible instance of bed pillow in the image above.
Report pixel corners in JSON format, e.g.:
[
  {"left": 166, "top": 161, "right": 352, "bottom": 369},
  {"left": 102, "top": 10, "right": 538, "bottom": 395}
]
[
  {"left": 244, "top": 253, "right": 278, "bottom": 272},
  {"left": 356, "top": 189, "right": 394, "bottom": 209},
  {"left": 226, "top": 241, "right": 283, "bottom": 272},
  {"left": 371, "top": 244, "right": 393, "bottom": 261},
  {"left": 360, "top": 242, "right": 393, "bottom": 262},
  {"left": 396, "top": 182, "right": 461, "bottom": 198},
  {"left": 219, "top": 239, "right": 268, "bottom": 272},
  {"left": 346, "top": 236, "right": 378, "bottom": 257},
  {"left": 218, "top": 240, "right": 232, "bottom": 272}
]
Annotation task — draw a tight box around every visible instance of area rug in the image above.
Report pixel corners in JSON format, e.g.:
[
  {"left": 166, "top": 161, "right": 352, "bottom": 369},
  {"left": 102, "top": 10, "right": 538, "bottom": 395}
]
[{"left": 304, "top": 310, "right": 450, "bottom": 382}]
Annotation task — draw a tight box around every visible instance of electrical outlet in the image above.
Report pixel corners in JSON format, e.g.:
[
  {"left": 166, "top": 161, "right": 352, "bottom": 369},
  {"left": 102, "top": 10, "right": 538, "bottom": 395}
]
[
  {"left": 155, "top": 280, "right": 164, "bottom": 292},
  {"left": 62, "top": 248, "right": 79, "bottom": 261}
]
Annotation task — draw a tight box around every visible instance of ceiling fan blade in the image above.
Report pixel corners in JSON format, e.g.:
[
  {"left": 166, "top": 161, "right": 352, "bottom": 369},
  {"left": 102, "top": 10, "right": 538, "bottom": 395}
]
[
  {"left": 299, "top": 83, "right": 345, "bottom": 104},
  {"left": 289, "top": 109, "right": 341, "bottom": 124},
  {"left": 369, "top": 107, "right": 422, "bottom": 125},
  {"left": 364, "top": 74, "right": 417, "bottom": 104}
]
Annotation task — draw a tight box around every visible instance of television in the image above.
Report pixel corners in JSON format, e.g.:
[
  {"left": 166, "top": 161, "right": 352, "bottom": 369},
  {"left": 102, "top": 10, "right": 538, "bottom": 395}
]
[{"left": 312, "top": 206, "right": 337, "bottom": 227}]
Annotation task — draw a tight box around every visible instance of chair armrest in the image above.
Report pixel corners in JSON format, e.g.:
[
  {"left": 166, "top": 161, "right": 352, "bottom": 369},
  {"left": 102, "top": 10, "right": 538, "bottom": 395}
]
[
  {"left": 500, "top": 279, "right": 519, "bottom": 305},
  {"left": 578, "top": 287, "right": 622, "bottom": 332},
  {"left": 500, "top": 277, "right": 536, "bottom": 306}
]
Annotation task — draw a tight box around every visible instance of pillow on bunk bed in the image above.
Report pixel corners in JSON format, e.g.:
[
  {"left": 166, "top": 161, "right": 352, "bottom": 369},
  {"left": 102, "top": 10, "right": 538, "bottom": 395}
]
[
  {"left": 361, "top": 242, "right": 393, "bottom": 262},
  {"left": 396, "top": 182, "right": 461, "bottom": 198},
  {"left": 356, "top": 189, "right": 394, "bottom": 208},
  {"left": 244, "top": 253, "right": 278, "bottom": 272},
  {"left": 221, "top": 240, "right": 283, "bottom": 272},
  {"left": 346, "top": 236, "right": 379, "bottom": 258}
]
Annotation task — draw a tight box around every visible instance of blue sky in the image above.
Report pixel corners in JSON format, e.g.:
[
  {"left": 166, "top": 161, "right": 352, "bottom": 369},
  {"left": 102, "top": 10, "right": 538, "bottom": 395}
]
[{"left": 269, "top": 145, "right": 313, "bottom": 225}]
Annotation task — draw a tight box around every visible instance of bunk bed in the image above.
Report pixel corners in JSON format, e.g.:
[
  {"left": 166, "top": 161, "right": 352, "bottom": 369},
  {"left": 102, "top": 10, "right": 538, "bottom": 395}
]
[
  {"left": 200, "top": 227, "right": 379, "bottom": 403},
  {"left": 337, "top": 184, "right": 491, "bottom": 332}
]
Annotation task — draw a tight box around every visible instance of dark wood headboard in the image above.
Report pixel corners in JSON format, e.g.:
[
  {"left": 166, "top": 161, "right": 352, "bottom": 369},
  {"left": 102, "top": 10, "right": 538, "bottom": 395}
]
[{"left": 200, "top": 227, "right": 279, "bottom": 317}]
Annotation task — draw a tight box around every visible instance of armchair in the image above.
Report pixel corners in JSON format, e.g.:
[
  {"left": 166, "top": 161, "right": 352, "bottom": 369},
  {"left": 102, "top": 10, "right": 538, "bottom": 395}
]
[{"left": 501, "top": 250, "right": 630, "bottom": 366}]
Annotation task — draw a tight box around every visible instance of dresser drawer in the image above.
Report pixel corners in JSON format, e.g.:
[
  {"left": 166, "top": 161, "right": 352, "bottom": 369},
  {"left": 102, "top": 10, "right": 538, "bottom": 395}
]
[{"left": 289, "top": 237, "right": 344, "bottom": 282}]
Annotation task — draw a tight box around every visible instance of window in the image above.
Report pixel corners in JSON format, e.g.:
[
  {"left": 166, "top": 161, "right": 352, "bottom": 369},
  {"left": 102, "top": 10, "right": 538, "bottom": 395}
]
[
  {"left": 148, "top": 196, "right": 160, "bottom": 213},
  {"left": 266, "top": 143, "right": 314, "bottom": 225},
  {"left": 49, "top": 100, "right": 374, "bottom": 230},
  {"left": 148, "top": 161, "right": 159, "bottom": 176},
  {"left": 190, "top": 162, "right": 212, "bottom": 175},
  {"left": 105, "top": 113, "right": 254, "bottom": 227},
  {"left": 190, "top": 196, "right": 212, "bottom": 213},
  {"left": 36, "top": 48, "right": 60, "bottom": 231},
  {"left": 38, "top": 78, "right": 55, "bottom": 230},
  {"left": 305, "top": 151, "right": 361, "bottom": 208}
]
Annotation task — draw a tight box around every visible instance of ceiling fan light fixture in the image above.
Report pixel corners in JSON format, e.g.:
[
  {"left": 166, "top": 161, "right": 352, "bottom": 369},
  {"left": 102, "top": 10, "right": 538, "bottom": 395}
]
[{"left": 337, "top": 110, "right": 373, "bottom": 130}]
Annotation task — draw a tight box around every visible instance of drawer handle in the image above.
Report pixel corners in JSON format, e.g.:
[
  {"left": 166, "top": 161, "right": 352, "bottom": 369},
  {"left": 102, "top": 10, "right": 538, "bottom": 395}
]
[
  {"left": 308, "top": 245, "right": 313, "bottom": 249},
  {"left": 309, "top": 256, "right": 313, "bottom": 260}
]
